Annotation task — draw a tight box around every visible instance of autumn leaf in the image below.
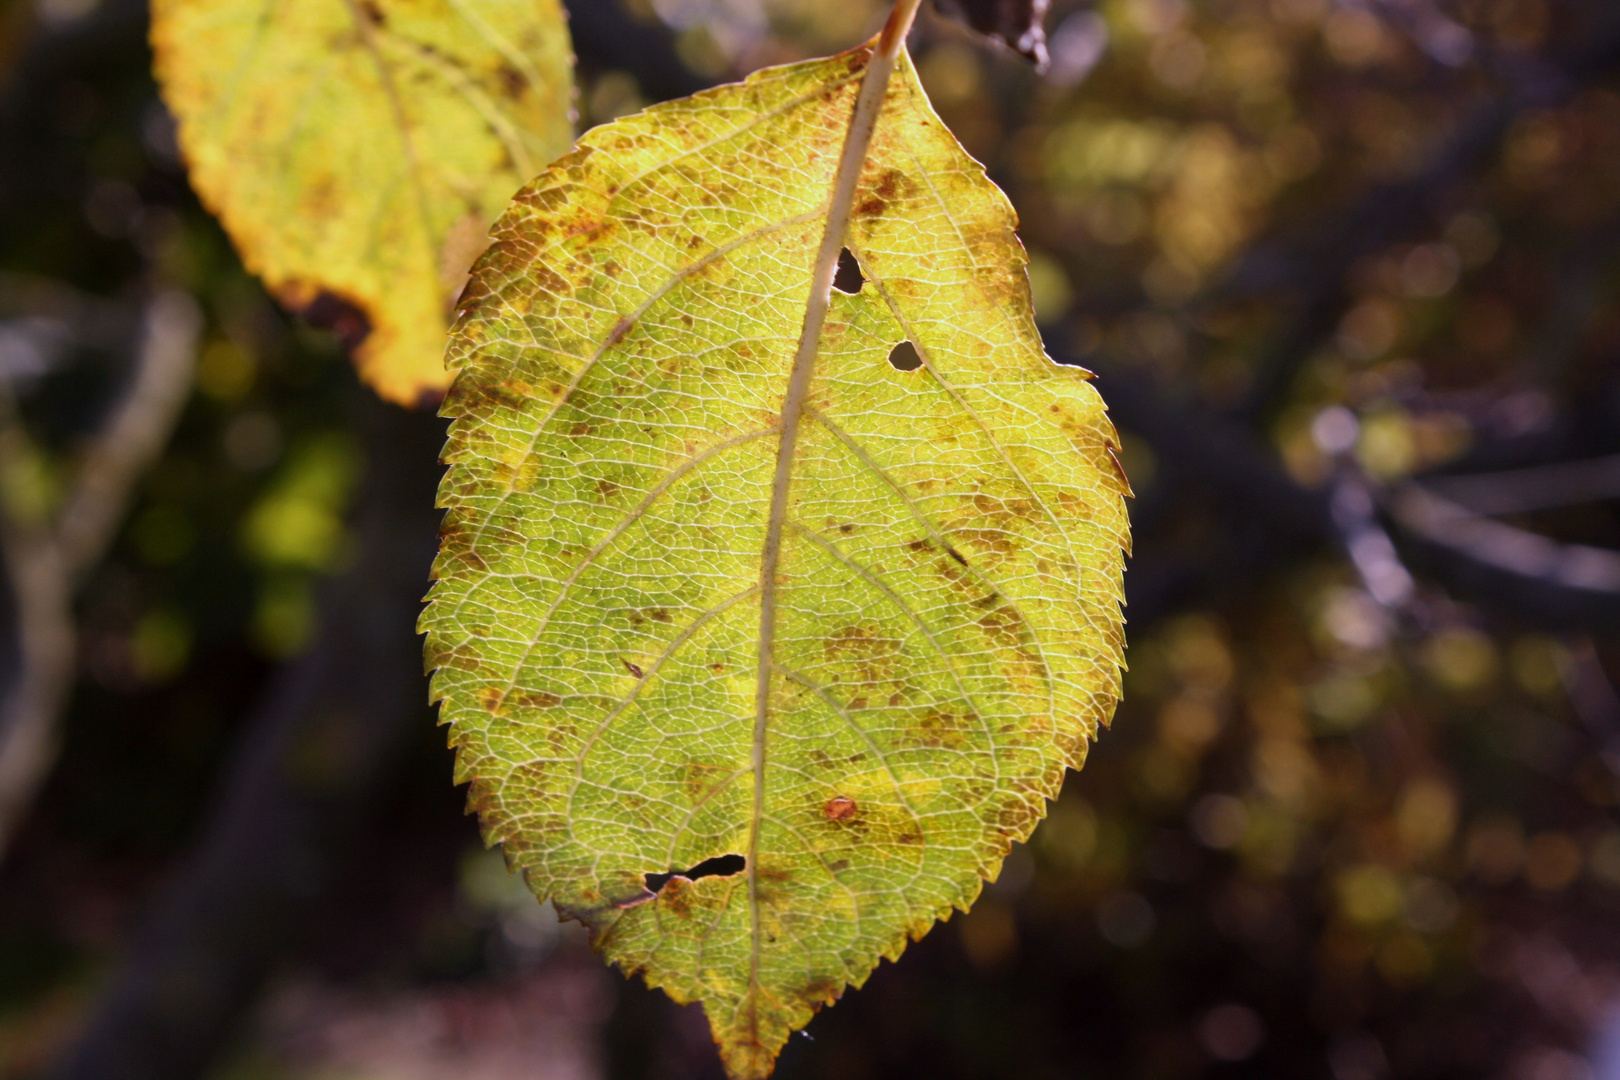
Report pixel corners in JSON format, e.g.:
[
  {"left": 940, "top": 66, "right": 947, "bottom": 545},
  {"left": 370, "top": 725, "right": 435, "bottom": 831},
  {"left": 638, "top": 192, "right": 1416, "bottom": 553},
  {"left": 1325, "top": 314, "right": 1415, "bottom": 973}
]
[
  {"left": 150, "top": 0, "right": 575, "bottom": 406},
  {"left": 420, "top": 18, "right": 1128, "bottom": 1079},
  {"left": 933, "top": 0, "right": 1051, "bottom": 68}
]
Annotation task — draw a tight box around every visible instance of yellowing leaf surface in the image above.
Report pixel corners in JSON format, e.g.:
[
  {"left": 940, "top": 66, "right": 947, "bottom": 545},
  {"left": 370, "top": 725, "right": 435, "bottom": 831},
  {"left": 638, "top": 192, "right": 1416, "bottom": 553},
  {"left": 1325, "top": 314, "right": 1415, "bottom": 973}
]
[
  {"left": 421, "top": 42, "right": 1128, "bottom": 1079},
  {"left": 151, "top": 0, "right": 574, "bottom": 405}
]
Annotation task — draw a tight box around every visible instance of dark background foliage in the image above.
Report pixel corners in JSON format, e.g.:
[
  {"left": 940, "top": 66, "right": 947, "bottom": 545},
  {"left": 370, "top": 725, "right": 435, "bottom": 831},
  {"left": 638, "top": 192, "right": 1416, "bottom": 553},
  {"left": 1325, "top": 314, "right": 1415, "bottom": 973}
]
[{"left": 1, "top": 1, "right": 1618, "bottom": 1078}]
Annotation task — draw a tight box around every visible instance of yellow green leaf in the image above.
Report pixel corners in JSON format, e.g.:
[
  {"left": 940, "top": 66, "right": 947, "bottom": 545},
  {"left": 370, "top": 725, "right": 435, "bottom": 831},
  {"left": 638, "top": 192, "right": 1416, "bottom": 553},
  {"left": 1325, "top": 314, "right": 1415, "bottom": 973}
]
[
  {"left": 421, "top": 39, "right": 1128, "bottom": 1079},
  {"left": 150, "top": 0, "right": 575, "bottom": 406}
]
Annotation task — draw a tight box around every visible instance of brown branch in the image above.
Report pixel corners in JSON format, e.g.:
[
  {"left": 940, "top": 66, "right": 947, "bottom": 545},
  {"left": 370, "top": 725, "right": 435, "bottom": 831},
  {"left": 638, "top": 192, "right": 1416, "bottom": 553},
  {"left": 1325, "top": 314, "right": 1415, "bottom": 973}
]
[{"left": 0, "top": 289, "right": 201, "bottom": 860}]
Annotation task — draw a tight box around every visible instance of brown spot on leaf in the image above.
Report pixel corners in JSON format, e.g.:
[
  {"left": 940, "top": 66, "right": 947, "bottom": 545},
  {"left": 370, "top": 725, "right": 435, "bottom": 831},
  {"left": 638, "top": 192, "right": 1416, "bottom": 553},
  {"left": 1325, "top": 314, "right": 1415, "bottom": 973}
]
[
  {"left": 622, "top": 659, "right": 644, "bottom": 678},
  {"left": 874, "top": 168, "right": 905, "bottom": 201},
  {"left": 496, "top": 63, "right": 526, "bottom": 96},
  {"left": 823, "top": 796, "right": 857, "bottom": 821},
  {"left": 823, "top": 623, "right": 903, "bottom": 688},
  {"left": 797, "top": 975, "right": 843, "bottom": 1010},
  {"left": 920, "top": 708, "right": 973, "bottom": 747},
  {"left": 658, "top": 876, "right": 695, "bottom": 917},
  {"left": 681, "top": 761, "right": 732, "bottom": 801}
]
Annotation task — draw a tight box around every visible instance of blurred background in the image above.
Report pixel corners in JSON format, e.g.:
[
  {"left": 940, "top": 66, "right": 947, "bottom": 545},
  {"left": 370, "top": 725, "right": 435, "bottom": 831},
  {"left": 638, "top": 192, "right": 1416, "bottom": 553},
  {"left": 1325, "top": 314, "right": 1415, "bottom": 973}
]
[{"left": 1, "top": 0, "right": 1619, "bottom": 1077}]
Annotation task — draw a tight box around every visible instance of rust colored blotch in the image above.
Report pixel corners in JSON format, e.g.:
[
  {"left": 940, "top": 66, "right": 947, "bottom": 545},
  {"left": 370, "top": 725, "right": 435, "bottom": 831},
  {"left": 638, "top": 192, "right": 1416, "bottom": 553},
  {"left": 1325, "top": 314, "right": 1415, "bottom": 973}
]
[
  {"left": 496, "top": 64, "right": 525, "bottom": 96},
  {"left": 824, "top": 796, "right": 857, "bottom": 821}
]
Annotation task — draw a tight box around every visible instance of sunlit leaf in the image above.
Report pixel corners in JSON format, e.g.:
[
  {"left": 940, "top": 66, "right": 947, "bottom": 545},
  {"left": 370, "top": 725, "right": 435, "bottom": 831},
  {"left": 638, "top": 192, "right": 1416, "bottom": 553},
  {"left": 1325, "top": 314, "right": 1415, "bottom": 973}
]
[
  {"left": 150, "top": 0, "right": 575, "bottom": 406},
  {"left": 420, "top": 40, "right": 1128, "bottom": 1079}
]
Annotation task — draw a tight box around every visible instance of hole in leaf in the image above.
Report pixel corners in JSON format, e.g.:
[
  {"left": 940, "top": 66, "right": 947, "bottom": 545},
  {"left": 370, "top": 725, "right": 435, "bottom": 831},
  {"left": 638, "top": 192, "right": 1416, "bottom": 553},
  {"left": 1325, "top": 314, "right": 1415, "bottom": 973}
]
[
  {"left": 832, "top": 247, "right": 864, "bottom": 294},
  {"left": 888, "top": 340, "right": 922, "bottom": 371},
  {"left": 644, "top": 853, "right": 746, "bottom": 893}
]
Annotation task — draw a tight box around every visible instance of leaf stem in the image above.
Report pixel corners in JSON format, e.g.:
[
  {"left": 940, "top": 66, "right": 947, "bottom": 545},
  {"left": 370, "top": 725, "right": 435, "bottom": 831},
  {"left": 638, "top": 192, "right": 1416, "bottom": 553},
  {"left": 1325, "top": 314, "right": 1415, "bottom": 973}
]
[
  {"left": 878, "top": 0, "right": 925, "bottom": 60},
  {"left": 745, "top": 0, "right": 923, "bottom": 1048}
]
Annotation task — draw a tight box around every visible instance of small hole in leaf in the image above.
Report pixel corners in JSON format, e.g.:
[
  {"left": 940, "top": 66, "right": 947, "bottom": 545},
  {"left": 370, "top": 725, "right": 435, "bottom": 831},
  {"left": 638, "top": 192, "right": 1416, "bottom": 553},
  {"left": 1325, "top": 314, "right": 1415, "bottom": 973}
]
[
  {"left": 888, "top": 340, "right": 922, "bottom": 371},
  {"left": 832, "top": 247, "right": 864, "bottom": 294},
  {"left": 644, "top": 853, "right": 746, "bottom": 892}
]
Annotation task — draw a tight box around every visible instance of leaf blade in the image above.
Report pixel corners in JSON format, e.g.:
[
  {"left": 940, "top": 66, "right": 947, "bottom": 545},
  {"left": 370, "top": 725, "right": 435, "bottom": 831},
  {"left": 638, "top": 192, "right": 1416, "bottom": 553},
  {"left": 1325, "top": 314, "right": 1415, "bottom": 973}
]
[
  {"left": 423, "top": 42, "right": 1127, "bottom": 1079},
  {"left": 150, "top": 0, "right": 575, "bottom": 405}
]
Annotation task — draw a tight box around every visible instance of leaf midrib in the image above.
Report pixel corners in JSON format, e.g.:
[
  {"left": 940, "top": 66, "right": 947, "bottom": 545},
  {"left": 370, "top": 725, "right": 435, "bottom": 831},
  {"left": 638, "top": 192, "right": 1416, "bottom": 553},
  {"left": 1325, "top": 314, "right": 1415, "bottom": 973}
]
[{"left": 745, "top": 35, "right": 908, "bottom": 1047}]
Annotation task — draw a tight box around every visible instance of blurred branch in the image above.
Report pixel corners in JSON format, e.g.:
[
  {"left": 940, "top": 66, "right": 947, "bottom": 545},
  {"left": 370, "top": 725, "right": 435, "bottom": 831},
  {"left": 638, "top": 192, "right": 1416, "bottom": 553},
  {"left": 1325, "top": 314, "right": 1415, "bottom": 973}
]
[
  {"left": 1388, "top": 483, "right": 1620, "bottom": 627},
  {"left": 1332, "top": 474, "right": 1416, "bottom": 609},
  {"left": 0, "top": 289, "right": 200, "bottom": 861},
  {"left": 1082, "top": 352, "right": 1620, "bottom": 631},
  {"left": 0, "top": 271, "right": 137, "bottom": 356},
  {"left": 1421, "top": 455, "right": 1620, "bottom": 516},
  {"left": 51, "top": 393, "right": 444, "bottom": 1080}
]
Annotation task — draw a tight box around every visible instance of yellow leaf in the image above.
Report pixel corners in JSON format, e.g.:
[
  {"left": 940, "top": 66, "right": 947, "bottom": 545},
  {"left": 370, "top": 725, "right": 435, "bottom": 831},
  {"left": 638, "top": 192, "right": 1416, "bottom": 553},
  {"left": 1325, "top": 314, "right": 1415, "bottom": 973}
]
[
  {"left": 150, "top": 0, "right": 575, "bottom": 405},
  {"left": 421, "top": 39, "right": 1128, "bottom": 1079}
]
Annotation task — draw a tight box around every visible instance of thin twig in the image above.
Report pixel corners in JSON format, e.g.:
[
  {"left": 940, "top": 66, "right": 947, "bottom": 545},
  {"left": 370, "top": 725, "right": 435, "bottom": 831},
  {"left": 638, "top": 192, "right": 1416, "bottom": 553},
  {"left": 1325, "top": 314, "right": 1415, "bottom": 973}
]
[{"left": 0, "top": 289, "right": 201, "bottom": 860}]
